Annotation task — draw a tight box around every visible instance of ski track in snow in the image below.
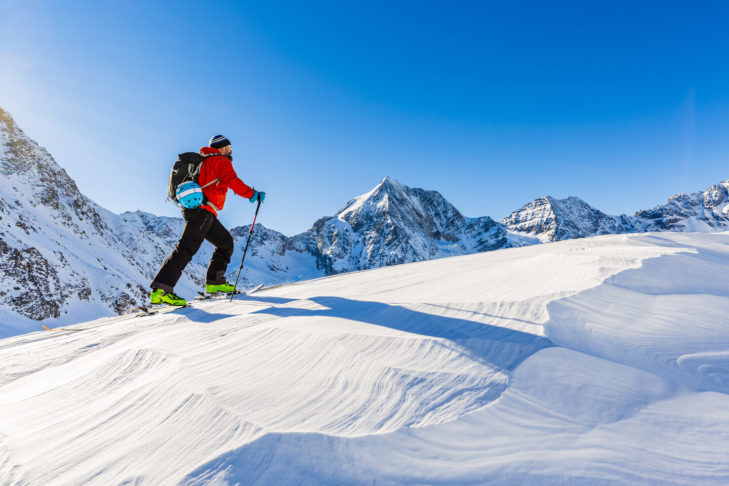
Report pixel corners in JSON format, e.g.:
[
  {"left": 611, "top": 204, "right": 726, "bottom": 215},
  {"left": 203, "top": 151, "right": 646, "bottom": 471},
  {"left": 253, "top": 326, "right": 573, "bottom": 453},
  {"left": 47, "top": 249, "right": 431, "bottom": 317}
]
[{"left": 1, "top": 233, "right": 729, "bottom": 484}]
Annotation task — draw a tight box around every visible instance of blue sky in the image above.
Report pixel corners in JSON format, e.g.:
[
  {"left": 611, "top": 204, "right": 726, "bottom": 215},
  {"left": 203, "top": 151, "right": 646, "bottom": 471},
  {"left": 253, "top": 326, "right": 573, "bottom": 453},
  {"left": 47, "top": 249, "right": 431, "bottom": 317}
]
[{"left": 1, "top": 1, "right": 728, "bottom": 235}]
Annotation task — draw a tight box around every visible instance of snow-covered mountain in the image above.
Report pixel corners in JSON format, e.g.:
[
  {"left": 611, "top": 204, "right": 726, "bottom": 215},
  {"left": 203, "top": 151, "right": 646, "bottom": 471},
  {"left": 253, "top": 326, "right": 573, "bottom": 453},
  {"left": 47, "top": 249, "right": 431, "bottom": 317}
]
[
  {"left": 0, "top": 107, "right": 154, "bottom": 333},
  {"left": 502, "top": 181, "right": 729, "bottom": 241},
  {"left": 297, "top": 177, "right": 529, "bottom": 274},
  {"left": 502, "top": 195, "right": 635, "bottom": 241},
  {"left": 634, "top": 181, "right": 729, "bottom": 232},
  {"left": 0, "top": 107, "right": 314, "bottom": 336},
  {"left": 2, "top": 232, "right": 728, "bottom": 484}
]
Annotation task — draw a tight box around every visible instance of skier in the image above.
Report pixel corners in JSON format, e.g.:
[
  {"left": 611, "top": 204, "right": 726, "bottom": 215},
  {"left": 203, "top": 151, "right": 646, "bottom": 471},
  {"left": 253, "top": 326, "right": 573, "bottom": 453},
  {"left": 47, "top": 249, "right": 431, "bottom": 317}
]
[{"left": 149, "top": 135, "right": 266, "bottom": 306}]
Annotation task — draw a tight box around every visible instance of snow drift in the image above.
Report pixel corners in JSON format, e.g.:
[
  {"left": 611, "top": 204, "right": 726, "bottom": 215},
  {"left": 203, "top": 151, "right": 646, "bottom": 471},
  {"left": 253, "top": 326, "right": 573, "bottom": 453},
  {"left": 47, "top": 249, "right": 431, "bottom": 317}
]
[{"left": 1, "top": 231, "right": 728, "bottom": 484}]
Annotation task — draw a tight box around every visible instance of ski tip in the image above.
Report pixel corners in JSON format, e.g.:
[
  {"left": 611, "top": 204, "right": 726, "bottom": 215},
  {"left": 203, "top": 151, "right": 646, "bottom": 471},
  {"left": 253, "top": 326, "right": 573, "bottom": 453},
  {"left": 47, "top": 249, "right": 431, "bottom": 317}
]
[
  {"left": 125, "top": 306, "right": 150, "bottom": 315},
  {"left": 42, "top": 324, "right": 85, "bottom": 332},
  {"left": 245, "top": 283, "right": 265, "bottom": 295}
]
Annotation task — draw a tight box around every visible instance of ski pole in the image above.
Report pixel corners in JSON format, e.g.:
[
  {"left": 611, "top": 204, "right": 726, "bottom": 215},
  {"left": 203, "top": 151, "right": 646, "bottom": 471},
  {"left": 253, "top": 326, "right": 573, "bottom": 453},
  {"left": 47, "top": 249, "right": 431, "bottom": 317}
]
[{"left": 231, "top": 198, "right": 262, "bottom": 301}]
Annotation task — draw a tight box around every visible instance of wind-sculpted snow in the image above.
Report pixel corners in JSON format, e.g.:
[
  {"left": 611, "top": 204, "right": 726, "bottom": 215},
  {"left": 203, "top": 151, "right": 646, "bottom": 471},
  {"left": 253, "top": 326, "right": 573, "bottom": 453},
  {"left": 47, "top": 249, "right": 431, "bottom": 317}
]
[
  {"left": 3, "top": 232, "right": 728, "bottom": 484},
  {"left": 546, "top": 233, "right": 729, "bottom": 394}
]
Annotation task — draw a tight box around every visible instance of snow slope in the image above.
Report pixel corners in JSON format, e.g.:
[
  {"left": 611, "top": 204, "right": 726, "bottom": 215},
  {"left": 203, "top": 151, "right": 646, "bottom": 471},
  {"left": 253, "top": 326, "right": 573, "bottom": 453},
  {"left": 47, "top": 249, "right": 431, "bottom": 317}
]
[{"left": 2, "top": 231, "right": 728, "bottom": 485}]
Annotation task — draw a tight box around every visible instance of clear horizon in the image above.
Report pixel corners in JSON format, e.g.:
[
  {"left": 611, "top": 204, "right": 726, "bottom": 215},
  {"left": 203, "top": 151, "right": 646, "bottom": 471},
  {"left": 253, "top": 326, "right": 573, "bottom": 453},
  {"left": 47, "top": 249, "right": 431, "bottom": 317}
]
[{"left": 2, "top": 1, "right": 728, "bottom": 236}]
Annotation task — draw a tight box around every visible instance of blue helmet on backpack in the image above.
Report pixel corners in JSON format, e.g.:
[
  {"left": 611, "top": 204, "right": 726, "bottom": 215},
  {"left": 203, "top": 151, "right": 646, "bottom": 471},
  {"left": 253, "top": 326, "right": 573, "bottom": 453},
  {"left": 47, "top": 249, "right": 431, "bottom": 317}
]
[{"left": 175, "top": 181, "right": 204, "bottom": 209}]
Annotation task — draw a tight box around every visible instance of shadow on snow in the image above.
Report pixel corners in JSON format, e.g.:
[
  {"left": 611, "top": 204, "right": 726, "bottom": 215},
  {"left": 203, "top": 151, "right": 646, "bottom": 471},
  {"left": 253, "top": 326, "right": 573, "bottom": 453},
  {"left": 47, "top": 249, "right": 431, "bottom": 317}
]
[{"left": 252, "top": 296, "right": 553, "bottom": 372}]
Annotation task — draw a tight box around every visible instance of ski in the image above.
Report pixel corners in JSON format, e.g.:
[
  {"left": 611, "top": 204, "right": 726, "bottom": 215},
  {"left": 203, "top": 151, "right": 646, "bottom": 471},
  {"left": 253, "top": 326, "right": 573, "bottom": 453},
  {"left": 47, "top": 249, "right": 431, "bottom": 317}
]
[
  {"left": 194, "top": 290, "right": 241, "bottom": 301},
  {"left": 255, "top": 274, "right": 304, "bottom": 292},
  {"left": 42, "top": 324, "right": 87, "bottom": 332},
  {"left": 44, "top": 281, "right": 271, "bottom": 331},
  {"left": 244, "top": 283, "right": 265, "bottom": 295},
  {"left": 127, "top": 304, "right": 189, "bottom": 317},
  {"left": 194, "top": 284, "right": 262, "bottom": 301}
]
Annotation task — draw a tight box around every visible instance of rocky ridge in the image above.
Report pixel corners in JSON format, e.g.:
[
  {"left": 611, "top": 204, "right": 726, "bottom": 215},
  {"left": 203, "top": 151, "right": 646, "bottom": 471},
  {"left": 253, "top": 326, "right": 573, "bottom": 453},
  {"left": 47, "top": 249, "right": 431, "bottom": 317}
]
[
  {"left": 502, "top": 183, "right": 729, "bottom": 241},
  {"left": 296, "top": 177, "right": 527, "bottom": 274}
]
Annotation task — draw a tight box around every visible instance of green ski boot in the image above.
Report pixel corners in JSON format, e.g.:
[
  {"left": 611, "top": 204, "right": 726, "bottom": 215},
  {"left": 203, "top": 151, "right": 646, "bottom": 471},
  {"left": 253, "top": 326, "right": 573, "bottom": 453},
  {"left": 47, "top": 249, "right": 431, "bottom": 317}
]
[
  {"left": 150, "top": 288, "right": 187, "bottom": 306},
  {"left": 205, "top": 282, "right": 237, "bottom": 294}
]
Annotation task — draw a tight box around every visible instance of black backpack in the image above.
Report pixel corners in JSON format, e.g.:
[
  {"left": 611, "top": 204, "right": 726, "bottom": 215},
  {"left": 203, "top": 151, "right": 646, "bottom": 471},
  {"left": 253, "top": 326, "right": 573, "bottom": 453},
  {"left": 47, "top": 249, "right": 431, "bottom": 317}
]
[{"left": 167, "top": 152, "right": 205, "bottom": 202}]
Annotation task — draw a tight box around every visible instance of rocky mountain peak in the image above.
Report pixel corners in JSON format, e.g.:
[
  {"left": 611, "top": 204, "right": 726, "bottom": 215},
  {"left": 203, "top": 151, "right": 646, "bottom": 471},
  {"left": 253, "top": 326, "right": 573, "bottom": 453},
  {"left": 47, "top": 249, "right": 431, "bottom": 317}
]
[
  {"left": 502, "top": 195, "right": 632, "bottom": 241},
  {"left": 374, "top": 176, "right": 405, "bottom": 194},
  {"left": 337, "top": 177, "right": 404, "bottom": 219},
  {"left": 337, "top": 177, "right": 463, "bottom": 233},
  {"left": 300, "top": 177, "right": 511, "bottom": 273},
  {"left": 635, "top": 180, "right": 729, "bottom": 232},
  {"left": 1, "top": 106, "right": 50, "bottom": 176},
  {"left": 702, "top": 182, "right": 729, "bottom": 208},
  {"left": 0, "top": 108, "right": 146, "bottom": 332},
  {"left": 0, "top": 106, "right": 108, "bottom": 235}
]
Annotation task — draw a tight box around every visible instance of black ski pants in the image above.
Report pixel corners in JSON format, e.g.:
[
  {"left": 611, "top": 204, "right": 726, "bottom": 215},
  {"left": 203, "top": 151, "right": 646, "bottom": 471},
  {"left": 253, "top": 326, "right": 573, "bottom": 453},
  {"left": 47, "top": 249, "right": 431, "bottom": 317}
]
[{"left": 151, "top": 207, "right": 234, "bottom": 293}]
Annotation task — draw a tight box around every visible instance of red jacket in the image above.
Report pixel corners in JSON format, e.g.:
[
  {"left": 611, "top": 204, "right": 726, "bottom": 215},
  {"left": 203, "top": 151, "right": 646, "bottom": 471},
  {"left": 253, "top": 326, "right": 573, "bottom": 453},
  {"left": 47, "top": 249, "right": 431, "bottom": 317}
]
[{"left": 198, "top": 146, "right": 255, "bottom": 216}]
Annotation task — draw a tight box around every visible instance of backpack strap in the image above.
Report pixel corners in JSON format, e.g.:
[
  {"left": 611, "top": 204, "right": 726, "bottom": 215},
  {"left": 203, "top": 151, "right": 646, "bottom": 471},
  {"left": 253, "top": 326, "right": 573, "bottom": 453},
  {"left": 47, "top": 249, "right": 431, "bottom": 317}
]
[
  {"left": 199, "top": 151, "right": 222, "bottom": 188},
  {"left": 200, "top": 178, "right": 219, "bottom": 189}
]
